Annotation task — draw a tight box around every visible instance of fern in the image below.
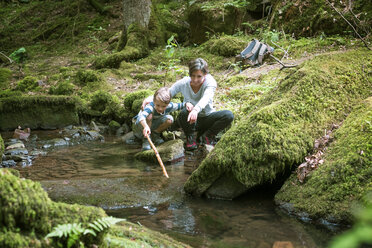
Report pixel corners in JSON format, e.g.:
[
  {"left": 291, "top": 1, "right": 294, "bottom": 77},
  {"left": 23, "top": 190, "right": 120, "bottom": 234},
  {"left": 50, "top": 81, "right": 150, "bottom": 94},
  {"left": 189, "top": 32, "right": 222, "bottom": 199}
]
[{"left": 45, "top": 216, "right": 125, "bottom": 247}]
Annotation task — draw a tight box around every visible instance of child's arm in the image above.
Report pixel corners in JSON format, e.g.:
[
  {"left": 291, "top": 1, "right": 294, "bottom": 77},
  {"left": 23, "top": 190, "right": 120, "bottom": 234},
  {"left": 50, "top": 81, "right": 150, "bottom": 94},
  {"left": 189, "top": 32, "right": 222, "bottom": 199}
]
[
  {"left": 140, "top": 119, "right": 151, "bottom": 137},
  {"left": 166, "top": 101, "right": 189, "bottom": 113}
]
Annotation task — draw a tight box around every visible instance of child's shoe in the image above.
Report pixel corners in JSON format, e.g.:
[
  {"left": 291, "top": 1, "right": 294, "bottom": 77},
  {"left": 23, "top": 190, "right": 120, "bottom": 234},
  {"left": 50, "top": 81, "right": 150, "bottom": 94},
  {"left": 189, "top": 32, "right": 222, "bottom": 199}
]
[
  {"left": 186, "top": 133, "right": 197, "bottom": 150},
  {"left": 151, "top": 132, "right": 164, "bottom": 145},
  {"left": 142, "top": 138, "right": 151, "bottom": 151}
]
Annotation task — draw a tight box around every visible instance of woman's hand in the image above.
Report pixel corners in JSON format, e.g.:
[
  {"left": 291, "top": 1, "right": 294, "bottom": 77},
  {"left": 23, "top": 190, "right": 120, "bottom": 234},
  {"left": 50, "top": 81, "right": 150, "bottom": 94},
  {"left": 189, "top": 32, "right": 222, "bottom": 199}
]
[
  {"left": 141, "top": 96, "right": 153, "bottom": 110},
  {"left": 186, "top": 102, "right": 194, "bottom": 112},
  {"left": 187, "top": 109, "right": 198, "bottom": 124},
  {"left": 143, "top": 125, "right": 151, "bottom": 137}
]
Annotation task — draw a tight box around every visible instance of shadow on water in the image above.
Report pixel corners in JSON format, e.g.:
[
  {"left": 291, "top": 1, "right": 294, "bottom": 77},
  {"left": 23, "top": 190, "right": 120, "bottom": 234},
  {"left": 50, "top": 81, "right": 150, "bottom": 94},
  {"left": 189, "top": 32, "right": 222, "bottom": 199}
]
[{"left": 10, "top": 134, "right": 335, "bottom": 248}]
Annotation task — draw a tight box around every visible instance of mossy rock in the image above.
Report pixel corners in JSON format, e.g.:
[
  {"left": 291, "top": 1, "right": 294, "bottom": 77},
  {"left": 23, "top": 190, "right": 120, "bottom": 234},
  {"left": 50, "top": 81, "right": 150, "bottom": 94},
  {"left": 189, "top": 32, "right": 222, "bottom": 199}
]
[
  {"left": 0, "top": 96, "right": 80, "bottom": 131},
  {"left": 275, "top": 97, "right": 372, "bottom": 224},
  {"left": 0, "top": 169, "right": 189, "bottom": 248},
  {"left": 202, "top": 35, "right": 247, "bottom": 57},
  {"left": 123, "top": 89, "right": 153, "bottom": 118},
  {"left": 75, "top": 69, "right": 102, "bottom": 86},
  {"left": 0, "top": 168, "right": 106, "bottom": 247},
  {"left": 15, "top": 76, "right": 40, "bottom": 92},
  {"left": 184, "top": 49, "right": 372, "bottom": 198},
  {"left": 135, "top": 139, "right": 184, "bottom": 163},
  {"left": 0, "top": 68, "right": 12, "bottom": 90}
]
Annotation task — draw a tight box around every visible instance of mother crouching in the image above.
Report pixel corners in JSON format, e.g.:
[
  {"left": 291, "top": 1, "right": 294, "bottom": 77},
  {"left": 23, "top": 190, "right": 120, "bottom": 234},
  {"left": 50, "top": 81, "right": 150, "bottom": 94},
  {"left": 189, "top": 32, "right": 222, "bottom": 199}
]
[{"left": 143, "top": 58, "right": 234, "bottom": 151}]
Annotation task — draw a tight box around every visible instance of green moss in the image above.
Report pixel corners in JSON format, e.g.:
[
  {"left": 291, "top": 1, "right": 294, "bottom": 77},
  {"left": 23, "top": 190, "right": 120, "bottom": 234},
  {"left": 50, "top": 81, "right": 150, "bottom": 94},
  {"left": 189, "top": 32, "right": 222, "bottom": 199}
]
[
  {"left": 123, "top": 89, "right": 153, "bottom": 115},
  {"left": 201, "top": 35, "right": 248, "bottom": 57},
  {"left": 275, "top": 97, "right": 372, "bottom": 223},
  {"left": 184, "top": 49, "right": 372, "bottom": 197},
  {"left": 15, "top": 76, "right": 40, "bottom": 92},
  {"left": 0, "top": 96, "right": 79, "bottom": 131},
  {"left": 75, "top": 69, "right": 102, "bottom": 86},
  {"left": 94, "top": 23, "right": 150, "bottom": 69},
  {"left": 0, "top": 169, "right": 188, "bottom": 248},
  {"left": 48, "top": 81, "right": 75, "bottom": 95},
  {"left": 0, "top": 68, "right": 12, "bottom": 89}
]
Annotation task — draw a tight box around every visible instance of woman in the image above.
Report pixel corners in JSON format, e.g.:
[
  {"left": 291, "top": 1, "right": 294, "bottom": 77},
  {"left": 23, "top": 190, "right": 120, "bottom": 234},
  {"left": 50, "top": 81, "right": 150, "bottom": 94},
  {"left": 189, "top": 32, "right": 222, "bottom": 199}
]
[{"left": 143, "top": 58, "right": 234, "bottom": 150}]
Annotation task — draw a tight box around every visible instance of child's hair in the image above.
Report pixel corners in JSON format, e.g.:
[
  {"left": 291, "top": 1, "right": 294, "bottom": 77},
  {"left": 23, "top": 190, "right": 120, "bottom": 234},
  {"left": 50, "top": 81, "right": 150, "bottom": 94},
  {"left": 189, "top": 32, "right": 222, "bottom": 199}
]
[
  {"left": 188, "top": 58, "right": 209, "bottom": 76},
  {"left": 154, "top": 87, "right": 171, "bottom": 104}
]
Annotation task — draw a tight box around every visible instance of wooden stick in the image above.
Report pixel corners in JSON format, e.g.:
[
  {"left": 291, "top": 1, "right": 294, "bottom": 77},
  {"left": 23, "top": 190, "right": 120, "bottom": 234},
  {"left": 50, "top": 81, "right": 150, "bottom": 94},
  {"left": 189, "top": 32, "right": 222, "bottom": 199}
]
[{"left": 146, "top": 135, "right": 169, "bottom": 178}]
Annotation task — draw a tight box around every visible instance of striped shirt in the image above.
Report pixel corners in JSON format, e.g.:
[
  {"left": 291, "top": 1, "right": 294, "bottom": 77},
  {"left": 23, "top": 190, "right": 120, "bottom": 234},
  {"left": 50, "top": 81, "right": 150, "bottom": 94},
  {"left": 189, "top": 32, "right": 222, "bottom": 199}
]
[{"left": 135, "top": 101, "right": 185, "bottom": 124}]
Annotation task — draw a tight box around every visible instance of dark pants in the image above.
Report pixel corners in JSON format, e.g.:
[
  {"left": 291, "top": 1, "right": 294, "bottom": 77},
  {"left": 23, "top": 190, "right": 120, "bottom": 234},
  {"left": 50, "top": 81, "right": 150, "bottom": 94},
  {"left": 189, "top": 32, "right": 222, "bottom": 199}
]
[{"left": 175, "top": 108, "right": 234, "bottom": 136}]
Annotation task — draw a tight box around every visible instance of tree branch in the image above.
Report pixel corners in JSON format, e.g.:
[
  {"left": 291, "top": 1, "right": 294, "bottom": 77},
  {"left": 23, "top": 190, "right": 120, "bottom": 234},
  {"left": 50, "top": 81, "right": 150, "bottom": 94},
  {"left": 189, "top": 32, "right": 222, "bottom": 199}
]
[{"left": 326, "top": 0, "right": 371, "bottom": 50}]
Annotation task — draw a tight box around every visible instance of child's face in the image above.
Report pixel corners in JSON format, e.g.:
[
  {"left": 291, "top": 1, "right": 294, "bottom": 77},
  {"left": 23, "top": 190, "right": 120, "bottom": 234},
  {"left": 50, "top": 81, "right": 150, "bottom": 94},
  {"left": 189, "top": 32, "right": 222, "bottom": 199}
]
[{"left": 154, "top": 99, "right": 168, "bottom": 114}]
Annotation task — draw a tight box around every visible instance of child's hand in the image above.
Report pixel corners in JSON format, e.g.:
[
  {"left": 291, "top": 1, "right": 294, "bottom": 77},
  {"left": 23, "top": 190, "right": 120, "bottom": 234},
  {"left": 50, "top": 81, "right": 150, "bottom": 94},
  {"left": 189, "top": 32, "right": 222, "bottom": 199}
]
[
  {"left": 143, "top": 126, "right": 151, "bottom": 137},
  {"left": 186, "top": 102, "right": 194, "bottom": 112}
]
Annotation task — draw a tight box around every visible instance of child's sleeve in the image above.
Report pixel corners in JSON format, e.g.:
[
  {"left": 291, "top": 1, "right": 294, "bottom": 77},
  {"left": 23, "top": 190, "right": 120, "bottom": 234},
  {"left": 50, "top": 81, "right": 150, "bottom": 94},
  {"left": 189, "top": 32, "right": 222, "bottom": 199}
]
[
  {"left": 136, "top": 104, "right": 154, "bottom": 124},
  {"left": 166, "top": 102, "right": 186, "bottom": 113}
]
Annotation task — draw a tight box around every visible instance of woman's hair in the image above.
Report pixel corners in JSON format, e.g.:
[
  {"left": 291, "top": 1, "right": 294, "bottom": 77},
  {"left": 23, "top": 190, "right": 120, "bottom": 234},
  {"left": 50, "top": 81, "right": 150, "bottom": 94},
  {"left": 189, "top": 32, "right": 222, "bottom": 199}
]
[
  {"left": 188, "top": 58, "right": 209, "bottom": 76},
  {"left": 154, "top": 87, "right": 171, "bottom": 104}
]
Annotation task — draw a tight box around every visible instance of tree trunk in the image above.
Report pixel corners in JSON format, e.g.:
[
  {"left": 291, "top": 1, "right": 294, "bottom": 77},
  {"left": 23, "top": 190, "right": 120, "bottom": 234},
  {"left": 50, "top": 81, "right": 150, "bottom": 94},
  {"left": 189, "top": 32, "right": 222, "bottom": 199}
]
[{"left": 119, "top": 0, "right": 152, "bottom": 50}]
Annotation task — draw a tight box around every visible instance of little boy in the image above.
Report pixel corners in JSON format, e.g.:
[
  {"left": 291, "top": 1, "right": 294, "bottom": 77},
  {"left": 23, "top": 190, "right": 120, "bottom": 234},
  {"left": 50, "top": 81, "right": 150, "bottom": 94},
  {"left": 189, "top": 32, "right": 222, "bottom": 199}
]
[{"left": 133, "top": 87, "right": 187, "bottom": 151}]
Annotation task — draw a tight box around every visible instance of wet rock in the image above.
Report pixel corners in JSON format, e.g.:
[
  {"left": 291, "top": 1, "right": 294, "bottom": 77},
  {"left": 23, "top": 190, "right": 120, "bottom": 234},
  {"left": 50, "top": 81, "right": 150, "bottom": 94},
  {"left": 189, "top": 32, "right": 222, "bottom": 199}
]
[
  {"left": 86, "top": 130, "right": 104, "bottom": 141},
  {"left": 90, "top": 121, "right": 100, "bottom": 132},
  {"left": 135, "top": 139, "right": 184, "bottom": 163},
  {"left": 6, "top": 142, "right": 25, "bottom": 150},
  {"left": 42, "top": 138, "right": 69, "bottom": 149},
  {"left": 1, "top": 160, "right": 17, "bottom": 167},
  {"left": 4, "top": 148, "right": 28, "bottom": 156},
  {"left": 30, "top": 150, "right": 47, "bottom": 156},
  {"left": 4, "top": 155, "right": 26, "bottom": 162},
  {"left": 205, "top": 171, "right": 248, "bottom": 200},
  {"left": 122, "top": 131, "right": 141, "bottom": 145}
]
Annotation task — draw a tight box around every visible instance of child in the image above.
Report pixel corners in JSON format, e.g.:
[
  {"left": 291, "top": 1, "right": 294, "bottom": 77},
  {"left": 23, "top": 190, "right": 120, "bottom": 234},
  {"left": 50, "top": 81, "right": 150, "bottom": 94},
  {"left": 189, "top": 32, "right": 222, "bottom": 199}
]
[{"left": 133, "top": 87, "right": 189, "bottom": 151}]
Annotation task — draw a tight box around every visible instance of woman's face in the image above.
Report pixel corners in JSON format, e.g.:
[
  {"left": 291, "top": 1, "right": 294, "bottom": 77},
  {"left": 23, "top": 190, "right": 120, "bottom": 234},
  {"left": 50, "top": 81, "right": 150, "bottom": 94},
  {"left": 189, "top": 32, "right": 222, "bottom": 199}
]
[{"left": 190, "top": 70, "right": 206, "bottom": 88}]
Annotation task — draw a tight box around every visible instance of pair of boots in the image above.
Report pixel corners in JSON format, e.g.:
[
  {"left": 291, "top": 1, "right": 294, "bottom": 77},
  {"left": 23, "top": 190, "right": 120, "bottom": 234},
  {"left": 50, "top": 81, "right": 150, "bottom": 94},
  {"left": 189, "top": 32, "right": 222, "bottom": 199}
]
[
  {"left": 186, "top": 131, "right": 216, "bottom": 151},
  {"left": 142, "top": 132, "right": 164, "bottom": 151}
]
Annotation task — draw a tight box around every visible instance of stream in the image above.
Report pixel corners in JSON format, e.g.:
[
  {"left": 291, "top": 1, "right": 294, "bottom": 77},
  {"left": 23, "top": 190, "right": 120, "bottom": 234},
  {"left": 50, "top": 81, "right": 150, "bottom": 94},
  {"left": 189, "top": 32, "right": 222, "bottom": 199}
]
[{"left": 4, "top": 131, "right": 335, "bottom": 248}]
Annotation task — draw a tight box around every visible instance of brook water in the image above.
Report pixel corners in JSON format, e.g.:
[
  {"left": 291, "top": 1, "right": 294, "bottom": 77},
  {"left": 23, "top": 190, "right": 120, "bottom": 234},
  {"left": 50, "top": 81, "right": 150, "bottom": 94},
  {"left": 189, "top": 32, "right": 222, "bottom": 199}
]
[{"left": 8, "top": 131, "right": 335, "bottom": 248}]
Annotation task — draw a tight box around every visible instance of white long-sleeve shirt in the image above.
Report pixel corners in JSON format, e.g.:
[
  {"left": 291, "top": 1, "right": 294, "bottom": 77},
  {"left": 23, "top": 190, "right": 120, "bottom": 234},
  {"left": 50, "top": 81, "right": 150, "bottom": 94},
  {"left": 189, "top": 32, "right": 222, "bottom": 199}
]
[{"left": 169, "top": 74, "right": 216, "bottom": 117}]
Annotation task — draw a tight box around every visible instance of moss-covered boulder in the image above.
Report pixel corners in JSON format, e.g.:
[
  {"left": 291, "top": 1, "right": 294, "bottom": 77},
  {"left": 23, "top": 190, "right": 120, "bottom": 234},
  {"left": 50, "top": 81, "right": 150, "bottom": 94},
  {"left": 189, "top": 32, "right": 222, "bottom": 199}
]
[
  {"left": 184, "top": 49, "right": 372, "bottom": 199},
  {"left": 135, "top": 139, "right": 184, "bottom": 163},
  {"left": 0, "top": 96, "right": 79, "bottom": 131},
  {"left": 275, "top": 97, "right": 372, "bottom": 224},
  {"left": 201, "top": 35, "right": 247, "bottom": 57},
  {"left": 0, "top": 168, "right": 190, "bottom": 248},
  {"left": 0, "top": 168, "right": 106, "bottom": 247}
]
